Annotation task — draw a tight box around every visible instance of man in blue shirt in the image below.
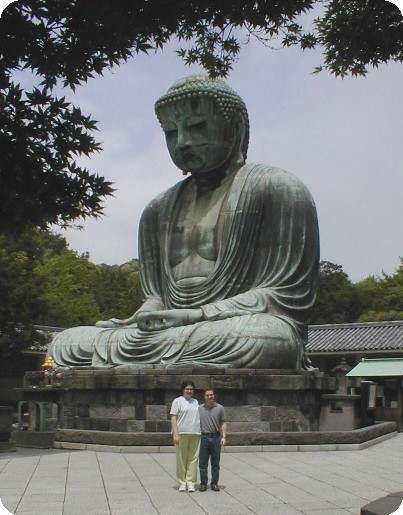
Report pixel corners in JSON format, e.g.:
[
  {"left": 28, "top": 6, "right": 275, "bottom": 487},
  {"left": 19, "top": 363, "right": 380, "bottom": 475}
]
[{"left": 198, "top": 389, "right": 227, "bottom": 492}]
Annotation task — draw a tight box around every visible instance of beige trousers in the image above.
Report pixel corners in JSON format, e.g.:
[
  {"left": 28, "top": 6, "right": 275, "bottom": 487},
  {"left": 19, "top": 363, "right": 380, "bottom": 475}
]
[{"left": 175, "top": 434, "right": 201, "bottom": 486}]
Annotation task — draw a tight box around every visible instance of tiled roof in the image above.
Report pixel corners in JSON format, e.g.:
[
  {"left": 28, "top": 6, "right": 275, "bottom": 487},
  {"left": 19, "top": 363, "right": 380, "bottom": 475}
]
[{"left": 307, "top": 321, "right": 403, "bottom": 353}]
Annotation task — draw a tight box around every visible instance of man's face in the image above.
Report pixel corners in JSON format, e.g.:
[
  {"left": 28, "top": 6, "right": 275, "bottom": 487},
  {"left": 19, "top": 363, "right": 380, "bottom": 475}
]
[
  {"left": 157, "top": 96, "right": 236, "bottom": 175},
  {"left": 204, "top": 390, "right": 215, "bottom": 405}
]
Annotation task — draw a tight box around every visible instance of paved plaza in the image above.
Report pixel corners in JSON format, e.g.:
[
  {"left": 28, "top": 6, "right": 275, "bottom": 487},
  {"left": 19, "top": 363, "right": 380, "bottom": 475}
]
[{"left": 1, "top": 433, "right": 403, "bottom": 515}]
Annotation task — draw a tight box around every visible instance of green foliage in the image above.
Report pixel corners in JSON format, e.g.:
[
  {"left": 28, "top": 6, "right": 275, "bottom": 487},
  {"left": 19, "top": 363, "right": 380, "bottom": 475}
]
[
  {"left": 1, "top": 1, "right": 402, "bottom": 232},
  {"left": 34, "top": 248, "right": 102, "bottom": 326},
  {"left": 93, "top": 262, "right": 142, "bottom": 321},
  {"left": 0, "top": 229, "right": 64, "bottom": 375},
  {"left": 313, "top": 0, "right": 403, "bottom": 77},
  {"left": 0, "top": 81, "right": 112, "bottom": 233},
  {"left": 312, "top": 259, "right": 403, "bottom": 325},
  {"left": 0, "top": 228, "right": 142, "bottom": 374},
  {"left": 356, "top": 258, "right": 403, "bottom": 322},
  {"left": 311, "top": 261, "right": 361, "bottom": 324}
]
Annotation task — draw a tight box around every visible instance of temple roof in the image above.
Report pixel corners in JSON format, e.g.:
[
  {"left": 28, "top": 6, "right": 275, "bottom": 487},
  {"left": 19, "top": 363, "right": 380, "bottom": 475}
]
[{"left": 307, "top": 321, "right": 403, "bottom": 354}]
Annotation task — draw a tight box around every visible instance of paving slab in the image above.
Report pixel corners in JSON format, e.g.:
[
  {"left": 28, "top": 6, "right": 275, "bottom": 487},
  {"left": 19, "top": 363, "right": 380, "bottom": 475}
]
[{"left": 0, "top": 433, "right": 403, "bottom": 514}]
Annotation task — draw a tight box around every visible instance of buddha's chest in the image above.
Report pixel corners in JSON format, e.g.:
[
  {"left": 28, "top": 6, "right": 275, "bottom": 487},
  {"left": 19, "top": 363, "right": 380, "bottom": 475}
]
[{"left": 168, "top": 183, "right": 228, "bottom": 266}]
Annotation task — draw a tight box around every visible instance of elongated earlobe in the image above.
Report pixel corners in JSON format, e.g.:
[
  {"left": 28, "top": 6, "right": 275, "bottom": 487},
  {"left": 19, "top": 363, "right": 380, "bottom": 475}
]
[{"left": 234, "top": 112, "right": 247, "bottom": 166}]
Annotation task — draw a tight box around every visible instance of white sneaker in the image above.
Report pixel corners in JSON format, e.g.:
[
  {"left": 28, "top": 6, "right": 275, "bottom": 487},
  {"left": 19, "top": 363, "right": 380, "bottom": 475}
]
[
  {"left": 187, "top": 483, "right": 195, "bottom": 492},
  {"left": 179, "top": 485, "right": 186, "bottom": 492}
]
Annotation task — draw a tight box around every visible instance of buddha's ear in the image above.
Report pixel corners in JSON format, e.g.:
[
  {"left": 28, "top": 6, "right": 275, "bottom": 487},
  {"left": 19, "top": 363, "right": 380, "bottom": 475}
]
[{"left": 233, "top": 111, "right": 247, "bottom": 165}]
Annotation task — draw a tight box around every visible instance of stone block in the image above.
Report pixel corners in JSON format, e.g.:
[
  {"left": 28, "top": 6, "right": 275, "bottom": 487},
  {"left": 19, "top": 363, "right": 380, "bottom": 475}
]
[
  {"left": 110, "top": 420, "right": 129, "bottom": 432},
  {"left": 225, "top": 368, "right": 255, "bottom": 375},
  {"left": 224, "top": 406, "right": 261, "bottom": 422},
  {"left": 190, "top": 375, "right": 213, "bottom": 391},
  {"left": 138, "top": 376, "right": 155, "bottom": 389},
  {"left": 89, "top": 405, "right": 136, "bottom": 420},
  {"left": 145, "top": 405, "right": 169, "bottom": 421},
  {"left": 90, "top": 419, "right": 110, "bottom": 431},
  {"left": 246, "top": 392, "right": 266, "bottom": 405},
  {"left": 83, "top": 375, "right": 95, "bottom": 388},
  {"left": 93, "top": 374, "right": 113, "bottom": 389},
  {"left": 127, "top": 420, "right": 145, "bottom": 432},
  {"left": 281, "top": 421, "right": 294, "bottom": 432},
  {"left": 156, "top": 420, "right": 171, "bottom": 432},
  {"left": 166, "top": 367, "right": 193, "bottom": 375},
  {"left": 12, "top": 430, "right": 55, "bottom": 448},
  {"left": 269, "top": 421, "right": 282, "bottom": 432},
  {"left": 62, "top": 417, "right": 75, "bottom": 429},
  {"left": 114, "top": 367, "right": 140, "bottom": 375},
  {"left": 75, "top": 417, "right": 90, "bottom": 431},
  {"left": 212, "top": 376, "right": 242, "bottom": 389},
  {"left": 120, "top": 391, "right": 141, "bottom": 405},
  {"left": 241, "top": 375, "right": 269, "bottom": 390},
  {"left": 261, "top": 406, "right": 277, "bottom": 421},
  {"left": 226, "top": 421, "right": 270, "bottom": 432},
  {"left": 138, "top": 367, "right": 163, "bottom": 374},
  {"left": 153, "top": 375, "right": 180, "bottom": 390},
  {"left": 120, "top": 406, "right": 137, "bottom": 419},
  {"left": 110, "top": 375, "right": 140, "bottom": 389},
  {"left": 70, "top": 377, "right": 86, "bottom": 389},
  {"left": 144, "top": 421, "right": 157, "bottom": 432},
  {"left": 73, "top": 369, "right": 94, "bottom": 376},
  {"left": 76, "top": 405, "right": 90, "bottom": 418}
]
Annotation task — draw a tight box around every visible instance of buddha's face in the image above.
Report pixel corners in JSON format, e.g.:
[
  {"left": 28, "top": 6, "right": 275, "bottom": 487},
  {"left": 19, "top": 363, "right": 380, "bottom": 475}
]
[{"left": 157, "top": 96, "right": 236, "bottom": 175}]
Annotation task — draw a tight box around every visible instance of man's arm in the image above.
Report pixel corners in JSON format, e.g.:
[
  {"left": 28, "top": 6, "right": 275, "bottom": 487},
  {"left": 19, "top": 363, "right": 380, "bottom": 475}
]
[{"left": 220, "top": 421, "right": 227, "bottom": 447}]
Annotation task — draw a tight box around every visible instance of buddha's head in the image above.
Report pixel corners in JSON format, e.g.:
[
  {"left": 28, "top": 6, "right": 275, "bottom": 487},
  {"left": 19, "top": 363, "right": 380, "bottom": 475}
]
[{"left": 155, "top": 75, "right": 249, "bottom": 176}]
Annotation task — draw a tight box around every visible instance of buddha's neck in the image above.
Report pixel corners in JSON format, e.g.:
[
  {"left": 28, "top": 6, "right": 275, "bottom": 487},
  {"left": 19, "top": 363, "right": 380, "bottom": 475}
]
[{"left": 190, "top": 161, "right": 242, "bottom": 194}]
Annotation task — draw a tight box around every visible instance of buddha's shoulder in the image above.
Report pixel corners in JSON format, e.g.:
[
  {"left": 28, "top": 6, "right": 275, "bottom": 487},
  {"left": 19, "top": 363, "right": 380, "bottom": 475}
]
[
  {"left": 240, "top": 163, "right": 311, "bottom": 192},
  {"left": 142, "top": 178, "right": 190, "bottom": 213}
]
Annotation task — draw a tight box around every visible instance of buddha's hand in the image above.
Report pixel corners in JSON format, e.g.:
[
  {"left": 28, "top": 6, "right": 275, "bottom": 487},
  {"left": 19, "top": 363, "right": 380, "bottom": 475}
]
[
  {"left": 95, "top": 313, "right": 138, "bottom": 328},
  {"left": 136, "top": 309, "right": 203, "bottom": 331}
]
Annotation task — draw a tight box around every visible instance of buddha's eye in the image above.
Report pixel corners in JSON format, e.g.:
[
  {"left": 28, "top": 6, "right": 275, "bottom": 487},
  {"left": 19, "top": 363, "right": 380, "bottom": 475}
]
[
  {"left": 163, "top": 127, "right": 178, "bottom": 138},
  {"left": 186, "top": 118, "right": 207, "bottom": 131}
]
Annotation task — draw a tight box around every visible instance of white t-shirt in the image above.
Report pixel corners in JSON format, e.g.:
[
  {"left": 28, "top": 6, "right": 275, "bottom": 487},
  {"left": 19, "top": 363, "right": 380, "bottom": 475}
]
[{"left": 170, "top": 396, "right": 201, "bottom": 434}]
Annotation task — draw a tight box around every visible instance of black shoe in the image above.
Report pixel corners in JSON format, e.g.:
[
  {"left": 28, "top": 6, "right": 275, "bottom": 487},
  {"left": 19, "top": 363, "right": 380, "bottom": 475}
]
[
  {"left": 211, "top": 484, "right": 220, "bottom": 492},
  {"left": 199, "top": 483, "right": 207, "bottom": 492}
]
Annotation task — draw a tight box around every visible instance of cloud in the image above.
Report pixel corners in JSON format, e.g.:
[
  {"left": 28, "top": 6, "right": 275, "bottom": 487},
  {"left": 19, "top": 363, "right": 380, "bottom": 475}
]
[{"left": 51, "top": 34, "right": 402, "bottom": 283}]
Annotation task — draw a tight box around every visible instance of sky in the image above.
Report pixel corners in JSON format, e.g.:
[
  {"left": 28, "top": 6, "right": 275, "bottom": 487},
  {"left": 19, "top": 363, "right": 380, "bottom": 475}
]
[{"left": 2, "top": 1, "right": 403, "bottom": 283}]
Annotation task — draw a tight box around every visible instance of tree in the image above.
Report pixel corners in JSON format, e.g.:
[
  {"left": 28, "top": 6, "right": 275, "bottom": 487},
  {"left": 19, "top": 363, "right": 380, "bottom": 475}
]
[
  {"left": 0, "top": 229, "right": 64, "bottom": 375},
  {"left": 1, "top": 1, "right": 402, "bottom": 232},
  {"left": 93, "top": 261, "right": 142, "bottom": 321},
  {"left": 356, "top": 258, "right": 403, "bottom": 321},
  {"left": 34, "top": 248, "right": 102, "bottom": 327},
  {"left": 310, "top": 261, "right": 361, "bottom": 324}
]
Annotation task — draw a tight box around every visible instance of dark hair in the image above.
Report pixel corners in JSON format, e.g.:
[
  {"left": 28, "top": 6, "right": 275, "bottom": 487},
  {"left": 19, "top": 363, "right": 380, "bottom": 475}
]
[
  {"left": 203, "top": 388, "right": 215, "bottom": 394},
  {"left": 180, "top": 380, "right": 196, "bottom": 392}
]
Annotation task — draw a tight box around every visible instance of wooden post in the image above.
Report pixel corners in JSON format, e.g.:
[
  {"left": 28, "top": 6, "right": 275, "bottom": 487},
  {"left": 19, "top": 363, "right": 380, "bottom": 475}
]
[{"left": 397, "top": 378, "right": 403, "bottom": 432}]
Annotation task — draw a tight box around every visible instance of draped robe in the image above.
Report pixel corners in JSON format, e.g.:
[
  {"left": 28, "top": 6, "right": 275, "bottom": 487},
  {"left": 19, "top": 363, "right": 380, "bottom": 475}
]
[{"left": 49, "top": 163, "right": 319, "bottom": 369}]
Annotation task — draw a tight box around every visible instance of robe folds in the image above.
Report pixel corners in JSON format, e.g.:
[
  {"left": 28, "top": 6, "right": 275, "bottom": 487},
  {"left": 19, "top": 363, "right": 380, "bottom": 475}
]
[{"left": 49, "top": 163, "right": 319, "bottom": 369}]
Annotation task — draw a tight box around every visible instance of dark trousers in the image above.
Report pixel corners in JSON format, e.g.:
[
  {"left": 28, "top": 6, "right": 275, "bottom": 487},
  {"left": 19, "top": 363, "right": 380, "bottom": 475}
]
[{"left": 199, "top": 434, "right": 221, "bottom": 485}]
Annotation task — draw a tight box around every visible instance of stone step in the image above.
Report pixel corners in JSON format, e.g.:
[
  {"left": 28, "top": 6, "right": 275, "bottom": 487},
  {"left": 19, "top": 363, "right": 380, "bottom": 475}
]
[{"left": 52, "top": 421, "right": 396, "bottom": 448}]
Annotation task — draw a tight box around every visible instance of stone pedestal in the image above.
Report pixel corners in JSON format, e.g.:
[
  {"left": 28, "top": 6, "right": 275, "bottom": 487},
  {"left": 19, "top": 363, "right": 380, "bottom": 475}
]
[{"left": 16, "top": 368, "right": 335, "bottom": 447}]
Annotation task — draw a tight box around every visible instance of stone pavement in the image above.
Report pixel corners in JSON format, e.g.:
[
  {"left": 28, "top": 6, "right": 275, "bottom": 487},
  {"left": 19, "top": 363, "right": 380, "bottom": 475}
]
[{"left": 1, "top": 434, "right": 403, "bottom": 515}]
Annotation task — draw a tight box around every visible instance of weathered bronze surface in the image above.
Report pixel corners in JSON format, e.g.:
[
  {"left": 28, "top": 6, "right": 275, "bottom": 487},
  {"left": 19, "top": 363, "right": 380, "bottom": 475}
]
[{"left": 49, "top": 75, "right": 319, "bottom": 369}]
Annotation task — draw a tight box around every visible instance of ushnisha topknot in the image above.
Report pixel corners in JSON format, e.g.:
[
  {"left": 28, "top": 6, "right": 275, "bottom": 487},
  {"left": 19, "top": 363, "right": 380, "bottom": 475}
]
[{"left": 155, "top": 74, "right": 250, "bottom": 159}]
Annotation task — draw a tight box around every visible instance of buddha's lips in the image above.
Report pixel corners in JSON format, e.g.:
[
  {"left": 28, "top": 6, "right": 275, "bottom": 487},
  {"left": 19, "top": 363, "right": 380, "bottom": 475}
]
[{"left": 174, "top": 150, "right": 200, "bottom": 163}]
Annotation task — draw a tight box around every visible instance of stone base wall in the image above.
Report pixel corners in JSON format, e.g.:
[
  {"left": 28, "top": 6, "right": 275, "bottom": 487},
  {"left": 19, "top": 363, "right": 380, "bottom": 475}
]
[{"left": 23, "top": 368, "right": 336, "bottom": 434}]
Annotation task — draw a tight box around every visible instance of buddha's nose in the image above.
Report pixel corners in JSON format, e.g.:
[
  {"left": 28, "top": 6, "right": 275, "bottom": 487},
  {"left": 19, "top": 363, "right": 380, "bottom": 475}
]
[{"left": 176, "top": 127, "right": 191, "bottom": 149}]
